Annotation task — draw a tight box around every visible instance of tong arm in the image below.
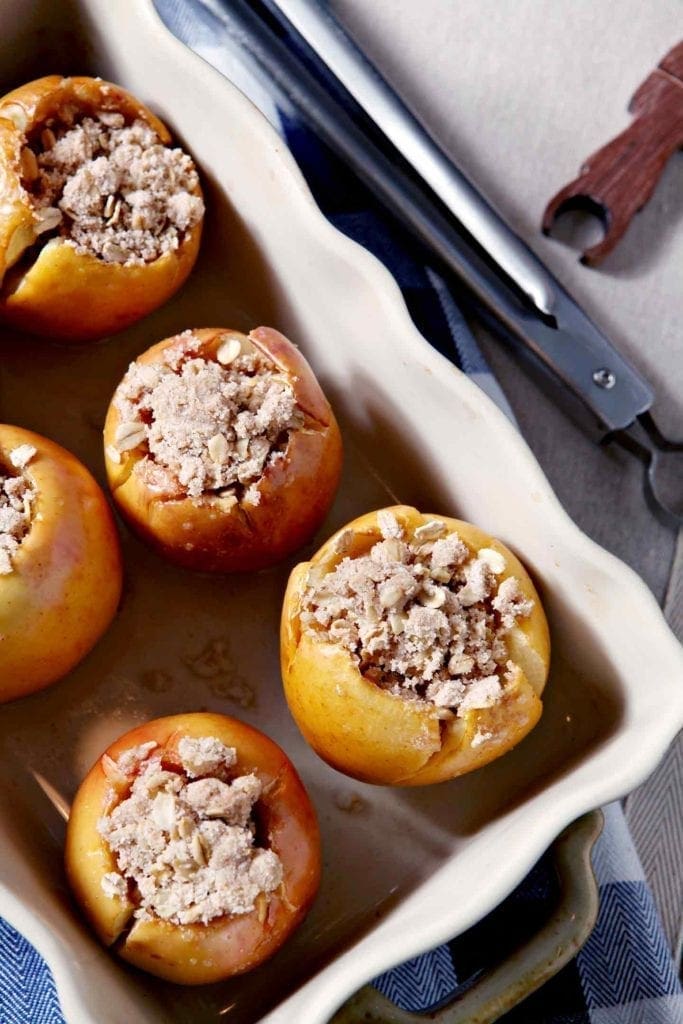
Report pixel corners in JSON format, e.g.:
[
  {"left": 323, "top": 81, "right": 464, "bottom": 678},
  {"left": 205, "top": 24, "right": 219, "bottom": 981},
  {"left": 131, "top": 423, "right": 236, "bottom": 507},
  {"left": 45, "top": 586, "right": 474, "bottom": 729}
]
[{"left": 269, "top": 0, "right": 559, "bottom": 319}]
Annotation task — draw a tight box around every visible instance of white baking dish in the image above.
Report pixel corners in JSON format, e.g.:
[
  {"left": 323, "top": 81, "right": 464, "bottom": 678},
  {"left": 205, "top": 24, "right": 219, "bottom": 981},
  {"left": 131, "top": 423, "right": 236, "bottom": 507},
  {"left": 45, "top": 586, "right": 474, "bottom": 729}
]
[{"left": 0, "top": 1, "right": 681, "bottom": 1021}]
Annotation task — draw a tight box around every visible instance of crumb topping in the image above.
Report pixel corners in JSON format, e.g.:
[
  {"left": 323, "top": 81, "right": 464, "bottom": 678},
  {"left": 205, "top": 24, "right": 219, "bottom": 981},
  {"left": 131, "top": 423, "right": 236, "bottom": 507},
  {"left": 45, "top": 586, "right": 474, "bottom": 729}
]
[
  {"left": 112, "top": 332, "right": 303, "bottom": 500},
  {"left": 115, "top": 741, "right": 158, "bottom": 776},
  {"left": 300, "top": 512, "right": 534, "bottom": 715},
  {"left": 21, "top": 113, "right": 203, "bottom": 265},
  {"left": 98, "top": 736, "right": 282, "bottom": 925},
  {"left": 177, "top": 735, "right": 237, "bottom": 778},
  {"left": 0, "top": 446, "right": 37, "bottom": 575}
]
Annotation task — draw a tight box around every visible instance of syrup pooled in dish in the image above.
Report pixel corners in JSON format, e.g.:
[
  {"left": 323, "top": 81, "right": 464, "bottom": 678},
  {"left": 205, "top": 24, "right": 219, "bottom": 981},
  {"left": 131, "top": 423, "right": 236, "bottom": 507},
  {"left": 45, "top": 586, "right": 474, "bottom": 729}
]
[
  {"left": 104, "top": 327, "right": 343, "bottom": 572},
  {"left": 281, "top": 506, "right": 551, "bottom": 786},
  {"left": 0, "top": 76, "right": 205, "bottom": 340},
  {"left": 0, "top": 425, "right": 122, "bottom": 703},
  {"left": 66, "top": 714, "right": 321, "bottom": 984}
]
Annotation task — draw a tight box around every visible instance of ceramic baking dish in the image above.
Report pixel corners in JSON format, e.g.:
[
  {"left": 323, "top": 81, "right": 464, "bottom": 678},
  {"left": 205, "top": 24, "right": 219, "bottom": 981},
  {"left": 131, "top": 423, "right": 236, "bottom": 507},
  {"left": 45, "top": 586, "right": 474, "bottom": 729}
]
[{"left": 0, "top": 1, "right": 681, "bottom": 1022}]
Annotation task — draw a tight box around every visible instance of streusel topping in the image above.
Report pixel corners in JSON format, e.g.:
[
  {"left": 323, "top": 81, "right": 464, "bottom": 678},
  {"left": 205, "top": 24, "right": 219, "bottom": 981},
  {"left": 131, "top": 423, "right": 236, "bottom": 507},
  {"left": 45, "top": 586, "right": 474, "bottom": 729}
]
[
  {"left": 300, "top": 512, "right": 534, "bottom": 716},
  {"left": 0, "top": 445, "right": 37, "bottom": 575},
  {"left": 21, "top": 113, "right": 203, "bottom": 265},
  {"left": 111, "top": 332, "right": 303, "bottom": 501},
  {"left": 98, "top": 736, "right": 282, "bottom": 925}
]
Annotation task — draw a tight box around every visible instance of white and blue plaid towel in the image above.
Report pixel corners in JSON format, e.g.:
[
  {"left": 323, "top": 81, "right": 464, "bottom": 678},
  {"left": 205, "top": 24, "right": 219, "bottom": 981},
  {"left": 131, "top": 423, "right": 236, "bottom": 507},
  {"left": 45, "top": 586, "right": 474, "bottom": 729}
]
[{"left": 2, "top": 2, "right": 681, "bottom": 1021}]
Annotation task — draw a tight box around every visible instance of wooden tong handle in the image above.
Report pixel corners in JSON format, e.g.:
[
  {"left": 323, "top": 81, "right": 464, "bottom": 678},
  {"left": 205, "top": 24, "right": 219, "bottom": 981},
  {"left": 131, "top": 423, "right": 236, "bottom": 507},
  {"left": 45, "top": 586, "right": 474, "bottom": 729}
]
[{"left": 542, "top": 40, "right": 683, "bottom": 265}]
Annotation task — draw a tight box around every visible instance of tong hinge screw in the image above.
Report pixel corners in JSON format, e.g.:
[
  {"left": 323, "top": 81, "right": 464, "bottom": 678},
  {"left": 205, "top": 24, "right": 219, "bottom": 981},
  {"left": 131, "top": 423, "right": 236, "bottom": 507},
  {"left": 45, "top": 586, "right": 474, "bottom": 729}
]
[{"left": 592, "top": 368, "right": 616, "bottom": 390}]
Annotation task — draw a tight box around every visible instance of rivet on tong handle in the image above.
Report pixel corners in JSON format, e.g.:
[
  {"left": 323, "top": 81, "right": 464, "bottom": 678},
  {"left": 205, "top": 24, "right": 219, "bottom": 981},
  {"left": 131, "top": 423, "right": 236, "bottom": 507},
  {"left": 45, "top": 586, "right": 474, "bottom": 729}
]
[{"left": 542, "top": 40, "right": 683, "bottom": 265}]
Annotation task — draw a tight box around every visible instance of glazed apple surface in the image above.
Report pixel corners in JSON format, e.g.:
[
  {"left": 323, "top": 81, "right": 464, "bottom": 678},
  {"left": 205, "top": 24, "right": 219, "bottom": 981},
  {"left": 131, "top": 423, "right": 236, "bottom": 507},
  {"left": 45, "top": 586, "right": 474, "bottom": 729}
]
[
  {"left": 0, "top": 75, "right": 204, "bottom": 341},
  {"left": 65, "top": 712, "right": 321, "bottom": 984},
  {"left": 281, "top": 506, "right": 551, "bottom": 786},
  {"left": 104, "top": 326, "right": 343, "bottom": 572},
  {"left": 0, "top": 424, "right": 122, "bottom": 701}
]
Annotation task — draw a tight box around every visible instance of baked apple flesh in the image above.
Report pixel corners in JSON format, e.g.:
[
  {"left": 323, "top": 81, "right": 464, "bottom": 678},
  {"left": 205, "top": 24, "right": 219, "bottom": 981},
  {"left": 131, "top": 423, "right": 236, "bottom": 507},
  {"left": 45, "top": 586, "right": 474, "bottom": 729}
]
[
  {"left": 66, "top": 713, "right": 321, "bottom": 984},
  {"left": 108, "top": 329, "right": 305, "bottom": 502},
  {"left": 104, "top": 326, "right": 343, "bottom": 572},
  {"left": 283, "top": 506, "right": 551, "bottom": 785},
  {"left": 0, "top": 81, "right": 203, "bottom": 284},
  {"left": 0, "top": 424, "right": 122, "bottom": 703},
  {"left": 99, "top": 737, "right": 282, "bottom": 924},
  {"left": 0, "top": 76, "right": 204, "bottom": 340},
  {"left": 3, "top": 109, "right": 200, "bottom": 280}
]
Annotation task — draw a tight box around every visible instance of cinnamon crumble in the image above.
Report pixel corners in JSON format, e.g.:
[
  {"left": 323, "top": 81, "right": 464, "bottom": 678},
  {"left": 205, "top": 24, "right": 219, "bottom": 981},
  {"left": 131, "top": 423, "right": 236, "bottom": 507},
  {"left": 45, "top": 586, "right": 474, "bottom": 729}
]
[
  {"left": 97, "top": 736, "right": 282, "bottom": 925},
  {"left": 300, "top": 512, "right": 534, "bottom": 716},
  {"left": 112, "top": 332, "right": 303, "bottom": 501},
  {"left": 21, "top": 113, "right": 203, "bottom": 265},
  {"left": 0, "top": 445, "right": 37, "bottom": 575}
]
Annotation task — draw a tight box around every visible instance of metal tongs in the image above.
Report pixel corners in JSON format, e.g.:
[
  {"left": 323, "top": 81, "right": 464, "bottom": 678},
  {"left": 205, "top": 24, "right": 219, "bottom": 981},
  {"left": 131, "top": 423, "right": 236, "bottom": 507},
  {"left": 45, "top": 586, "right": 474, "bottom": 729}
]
[{"left": 218, "top": 0, "right": 683, "bottom": 526}]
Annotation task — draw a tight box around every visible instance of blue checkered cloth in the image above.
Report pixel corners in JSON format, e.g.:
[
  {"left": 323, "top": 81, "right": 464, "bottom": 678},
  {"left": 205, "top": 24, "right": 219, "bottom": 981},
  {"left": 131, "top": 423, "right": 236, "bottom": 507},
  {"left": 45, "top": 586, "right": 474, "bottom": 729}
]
[{"left": 2, "top": 2, "right": 681, "bottom": 1021}]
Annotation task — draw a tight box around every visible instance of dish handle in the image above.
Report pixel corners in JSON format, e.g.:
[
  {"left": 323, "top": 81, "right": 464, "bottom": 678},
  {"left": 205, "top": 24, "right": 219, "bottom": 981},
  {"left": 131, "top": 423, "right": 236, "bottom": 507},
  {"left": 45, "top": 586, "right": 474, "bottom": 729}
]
[{"left": 330, "top": 810, "right": 603, "bottom": 1024}]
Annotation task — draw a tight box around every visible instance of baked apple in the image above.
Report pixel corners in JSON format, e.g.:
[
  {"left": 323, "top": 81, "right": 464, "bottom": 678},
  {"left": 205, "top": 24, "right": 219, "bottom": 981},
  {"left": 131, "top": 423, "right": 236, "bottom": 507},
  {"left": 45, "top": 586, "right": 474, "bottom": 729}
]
[
  {"left": 65, "top": 712, "right": 321, "bottom": 984},
  {"left": 0, "top": 424, "right": 122, "bottom": 702},
  {"left": 104, "top": 326, "right": 343, "bottom": 572},
  {"left": 0, "top": 75, "right": 204, "bottom": 341},
  {"left": 281, "top": 506, "right": 550, "bottom": 785}
]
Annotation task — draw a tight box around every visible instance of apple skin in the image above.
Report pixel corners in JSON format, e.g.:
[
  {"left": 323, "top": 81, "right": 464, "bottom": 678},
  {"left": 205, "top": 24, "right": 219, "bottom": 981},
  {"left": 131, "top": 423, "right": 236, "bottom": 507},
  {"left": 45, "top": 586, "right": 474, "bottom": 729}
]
[
  {"left": 104, "top": 327, "right": 343, "bottom": 573},
  {"left": 281, "top": 506, "right": 550, "bottom": 786},
  {"left": 65, "top": 712, "right": 321, "bottom": 985},
  {"left": 0, "top": 75, "right": 203, "bottom": 342},
  {"left": 0, "top": 424, "right": 122, "bottom": 702}
]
